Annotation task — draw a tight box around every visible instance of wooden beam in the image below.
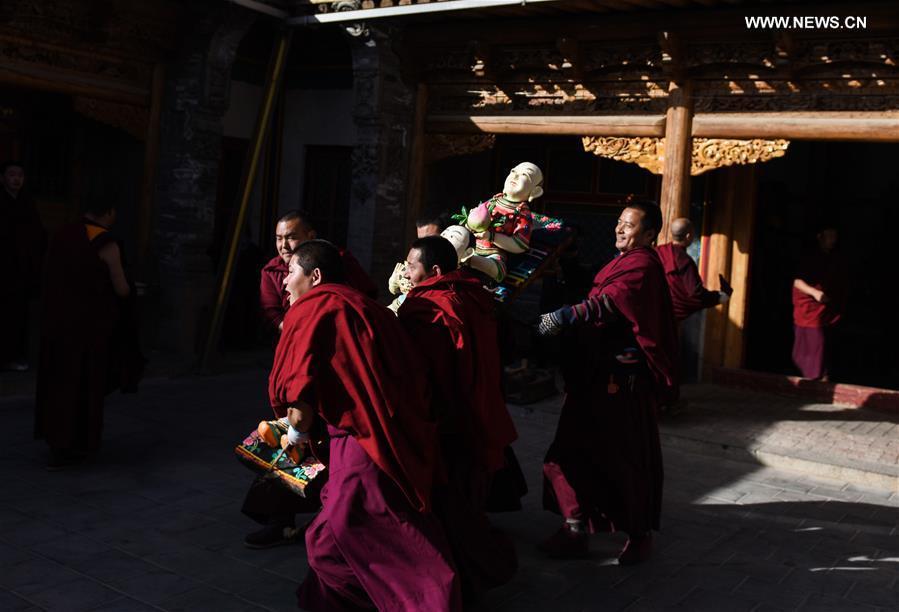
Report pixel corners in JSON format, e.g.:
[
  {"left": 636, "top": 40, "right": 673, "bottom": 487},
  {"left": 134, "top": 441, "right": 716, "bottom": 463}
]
[
  {"left": 426, "top": 114, "right": 666, "bottom": 137},
  {"left": 658, "top": 80, "right": 693, "bottom": 244},
  {"left": 137, "top": 63, "right": 165, "bottom": 271},
  {"left": 693, "top": 114, "right": 899, "bottom": 142},
  {"left": 0, "top": 65, "right": 148, "bottom": 106}
]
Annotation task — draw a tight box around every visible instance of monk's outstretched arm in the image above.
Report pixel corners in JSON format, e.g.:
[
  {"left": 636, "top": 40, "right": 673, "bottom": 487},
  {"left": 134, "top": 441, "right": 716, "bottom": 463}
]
[{"left": 537, "top": 293, "right": 617, "bottom": 336}]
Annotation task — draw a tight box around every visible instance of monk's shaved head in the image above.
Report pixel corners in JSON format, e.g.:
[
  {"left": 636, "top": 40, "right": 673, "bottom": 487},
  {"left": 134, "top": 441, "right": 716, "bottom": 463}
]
[{"left": 670, "top": 217, "right": 694, "bottom": 243}]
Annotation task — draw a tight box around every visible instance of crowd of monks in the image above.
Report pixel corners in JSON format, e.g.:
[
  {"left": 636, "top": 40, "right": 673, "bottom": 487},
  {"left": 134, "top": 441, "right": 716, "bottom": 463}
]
[
  {"left": 5, "top": 149, "right": 849, "bottom": 609},
  {"left": 248, "top": 201, "right": 741, "bottom": 610}
]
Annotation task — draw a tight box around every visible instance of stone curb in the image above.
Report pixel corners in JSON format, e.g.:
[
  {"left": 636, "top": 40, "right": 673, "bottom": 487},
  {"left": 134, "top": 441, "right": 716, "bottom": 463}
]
[{"left": 660, "top": 431, "right": 899, "bottom": 493}]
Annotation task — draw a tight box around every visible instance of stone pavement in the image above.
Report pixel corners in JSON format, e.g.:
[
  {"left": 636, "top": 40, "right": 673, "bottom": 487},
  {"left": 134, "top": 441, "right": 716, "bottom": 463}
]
[{"left": 0, "top": 365, "right": 897, "bottom": 611}]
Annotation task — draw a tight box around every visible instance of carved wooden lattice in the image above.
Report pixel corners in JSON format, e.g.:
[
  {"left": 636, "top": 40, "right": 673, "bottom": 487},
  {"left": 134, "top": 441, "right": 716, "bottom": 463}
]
[{"left": 582, "top": 136, "right": 789, "bottom": 176}]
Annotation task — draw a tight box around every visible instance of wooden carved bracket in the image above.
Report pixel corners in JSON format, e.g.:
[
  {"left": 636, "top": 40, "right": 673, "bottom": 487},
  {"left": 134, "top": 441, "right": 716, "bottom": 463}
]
[
  {"left": 427, "top": 133, "right": 496, "bottom": 163},
  {"left": 582, "top": 136, "right": 789, "bottom": 176}
]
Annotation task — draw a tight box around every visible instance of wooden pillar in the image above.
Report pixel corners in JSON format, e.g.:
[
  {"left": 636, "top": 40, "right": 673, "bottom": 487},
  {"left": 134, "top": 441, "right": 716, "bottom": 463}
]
[
  {"left": 723, "top": 166, "right": 757, "bottom": 368},
  {"left": 137, "top": 63, "right": 165, "bottom": 269},
  {"left": 701, "top": 165, "right": 758, "bottom": 371},
  {"left": 701, "top": 169, "right": 735, "bottom": 370},
  {"left": 659, "top": 80, "right": 693, "bottom": 244},
  {"left": 405, "top": 83, "right": 428, "bottom": 242}
]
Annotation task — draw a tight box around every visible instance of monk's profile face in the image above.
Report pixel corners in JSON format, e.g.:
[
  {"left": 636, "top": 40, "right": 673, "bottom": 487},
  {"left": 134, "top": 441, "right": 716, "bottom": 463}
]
[
  {"left": 276, "top": 220, "right": 316, "bottom": 264},
  {"left": 403, "top": 248, "right": 433, "bottom": 287},
  {"left": 284, "top": 256, "right": 320, "bottom": 304},
  {"left": 2, "top": 165, "right": 24, "bottom": 195},
  {"left": 615, "top": 208, "right": 655, "bottom": 253}
]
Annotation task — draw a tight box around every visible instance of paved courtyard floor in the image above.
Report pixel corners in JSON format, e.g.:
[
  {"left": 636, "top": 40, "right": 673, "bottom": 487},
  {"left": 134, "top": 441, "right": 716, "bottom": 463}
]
[{"left": 0, "top": 364, "right": 896, "bottom": 611}]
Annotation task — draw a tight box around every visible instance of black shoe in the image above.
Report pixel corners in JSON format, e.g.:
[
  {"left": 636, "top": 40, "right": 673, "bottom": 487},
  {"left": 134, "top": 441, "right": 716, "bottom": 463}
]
[{"left": 244, "top": 524, "right": 301, "bottom": 549}]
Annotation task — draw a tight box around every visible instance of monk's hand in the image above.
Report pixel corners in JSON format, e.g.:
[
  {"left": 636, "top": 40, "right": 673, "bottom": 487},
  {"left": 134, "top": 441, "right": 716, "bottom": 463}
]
[
  {"left": 286, "top": 406, "right": 304, "bottom": 429},
  {"left": 814, "top": 289, "right": 829, "bottom": 303},
  {"left": 286, "top": 425, "right": 310, "bottom": 447},
  {"left": 537, "top": 311, "right": 564, "bottom": 337}
]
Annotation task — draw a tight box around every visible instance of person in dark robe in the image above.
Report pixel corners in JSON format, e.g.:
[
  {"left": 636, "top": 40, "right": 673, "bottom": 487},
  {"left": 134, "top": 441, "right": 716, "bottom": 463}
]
[
  {"left": 656, "top": 217, "right": 730, "bottom": 322},
  {"left": 0, "top": 161, "right": 46, "bottom": 371},
  {"left": 792, "top": 225, "right": 847, "bottom": 381},
  {"left": 259, "top": 209, "right": 376, "bottom": 336},
  {"left": 397, "top": 236, "right": 518, "bottom": 603},
  {"left": 271, "top": 240, "right": 460, "bottom": 611},
  {"left": 536, "top": 200, "right": 678, "bottom": 564},
  {"left": 34, "top": 199, "right": 131, "bottom": 469}
]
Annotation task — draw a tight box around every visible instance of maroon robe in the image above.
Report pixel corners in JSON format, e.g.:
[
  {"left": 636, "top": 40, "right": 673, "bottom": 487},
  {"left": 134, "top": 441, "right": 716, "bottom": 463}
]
[
  {"left": 34, "top": 221, "right": 118, "bottom": 453},
  {"left": 656, "top": 243, "right": 720, "bottom": 321},
  {"left": 0, "top": 188, "right": 45, "bottom": 362},
  {"left": 791, "top": 250, "right": 848, "bottom": 379},
  {"left": 544, "top": 246, "right": 677, "bottom": 535},
  {"left": 259, "top": 250, "right": 377, "bottom": 333},
  {"left": 398, "top": 270, "right": 518, "bottom": 601},
  {"left": 269, "top": 283, "right": 460, "bottom": 611}
]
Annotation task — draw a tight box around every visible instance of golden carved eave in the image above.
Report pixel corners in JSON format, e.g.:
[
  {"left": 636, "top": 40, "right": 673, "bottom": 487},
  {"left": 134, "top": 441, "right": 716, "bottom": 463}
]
[{"left": 582, "top": 136, "right": 789, "bottom": 175}]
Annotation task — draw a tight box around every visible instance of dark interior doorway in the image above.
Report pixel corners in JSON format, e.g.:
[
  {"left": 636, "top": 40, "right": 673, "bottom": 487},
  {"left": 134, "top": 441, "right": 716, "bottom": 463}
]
[{"left": 747, "top": 141, "right": 899, "bottom": 390}]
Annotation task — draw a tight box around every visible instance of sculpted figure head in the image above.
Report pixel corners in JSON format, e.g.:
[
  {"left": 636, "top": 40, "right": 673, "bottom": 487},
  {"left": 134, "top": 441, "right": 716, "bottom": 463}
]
[
  {"left": 439, "top": 225, "right": 474, "bottom": 263},
  {"left": 503, "top": 162, "right": 544, "bottom": 202}
]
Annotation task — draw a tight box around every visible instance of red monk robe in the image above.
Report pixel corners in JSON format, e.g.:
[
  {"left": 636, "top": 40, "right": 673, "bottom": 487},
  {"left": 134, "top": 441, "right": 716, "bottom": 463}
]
[
  {"left": 34, "top": 221, "right": 119, "bottom": 455},
  {"left": 544, "top": 246, "right": 678, "bottom": 538},
  {"left": 259, "top": 250, "right": 377, "bottom": 333},
  {"left": 398, "top": 269, "right": 518, "bottom": 601},
  {"left": 656, "top": 242, "right": 721, "bottom": 321},
  {"left": 269, "top": 283, "right": 460, "bottom": 612},
  {"left": 791, "top": 250, "right": 848, "bottom": 380}
]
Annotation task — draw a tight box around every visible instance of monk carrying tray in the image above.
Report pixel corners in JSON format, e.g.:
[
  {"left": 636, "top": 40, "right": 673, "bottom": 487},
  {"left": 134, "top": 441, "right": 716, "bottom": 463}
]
[{"left": 235, "top": 418, "right": 326, "bottom": 498}]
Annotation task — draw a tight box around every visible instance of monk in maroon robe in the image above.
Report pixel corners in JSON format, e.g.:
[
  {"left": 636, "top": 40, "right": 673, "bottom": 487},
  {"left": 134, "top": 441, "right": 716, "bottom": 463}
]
[
  {"left": 34, "top": 200, "right": 131, "bottom": 469},
  {"left": 792, "top": 226, "right": 847, "bottom": 380},
  {"left": 398, "top": 236, "right": 517, "bottom": 602},
  {"left": 270, "top": 240, "right": 460, "bottom": 611},
  {"left": 247, "top": 210, "right": 377, "bottom": 548},
  {"left": 260, "top": 209, "right": 376, "bottom": 335},
  {"left": 656, "top": 218, "right": 729, "bottom": 321},
  {"left": 536, "top": 201, "right": 678, "bottom": 564},
  {"left": 0, "top": 161, "right": 45, "bottom": 370}
]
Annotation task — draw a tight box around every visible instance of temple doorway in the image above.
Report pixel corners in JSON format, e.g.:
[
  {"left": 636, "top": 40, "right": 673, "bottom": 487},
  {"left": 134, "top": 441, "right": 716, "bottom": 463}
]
[{"left": 746, "top": 141, "right": 899, "bottom": 390}]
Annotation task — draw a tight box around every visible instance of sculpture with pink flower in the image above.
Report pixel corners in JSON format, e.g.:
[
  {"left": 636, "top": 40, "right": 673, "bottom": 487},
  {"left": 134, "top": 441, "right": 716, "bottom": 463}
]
[{"left": 452, "top": 162, "right": 543, "bottom": 282}]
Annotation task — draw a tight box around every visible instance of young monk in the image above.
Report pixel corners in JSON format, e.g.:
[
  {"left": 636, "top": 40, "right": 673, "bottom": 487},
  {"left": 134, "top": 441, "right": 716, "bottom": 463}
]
[
  {"left": 536, "top": 200, "right": 678, "bottom": 564},
  {"left": 791, "top": 224, "right": 847, "bottom": 381},
  {"left": 655, "top": 217, "right": 730, "bottom": 322},
  {"left": 398, "top": 235, "right": 518, "bottom": 602},
  {"left": 271, "top": 239, "right": 460, "bottom": 611}
]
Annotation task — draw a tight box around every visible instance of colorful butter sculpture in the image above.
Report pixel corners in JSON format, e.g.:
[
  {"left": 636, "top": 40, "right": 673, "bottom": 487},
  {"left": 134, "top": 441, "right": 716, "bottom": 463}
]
[
  {"left": 493, "top": 212, "right": 570, "bottom": 303},
  {"left": 235, "top": 417, "right": 326, "bottom": 497}
]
